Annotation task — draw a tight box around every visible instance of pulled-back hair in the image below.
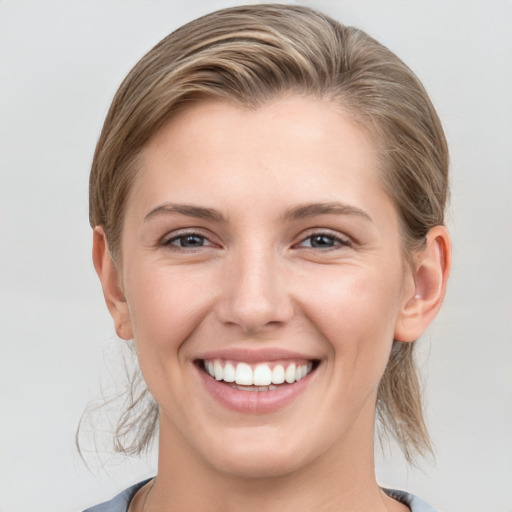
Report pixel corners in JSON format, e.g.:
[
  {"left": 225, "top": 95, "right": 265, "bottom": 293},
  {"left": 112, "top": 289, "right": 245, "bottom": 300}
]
[{"left": 87, "top": 3, "right": 448, "bottom": 463}]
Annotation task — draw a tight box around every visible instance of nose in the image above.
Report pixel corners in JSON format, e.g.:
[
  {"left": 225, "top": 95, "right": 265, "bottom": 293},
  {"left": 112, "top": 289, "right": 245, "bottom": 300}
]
[{"left": 215, "top": 245, "right": 294, "bottom": 333}]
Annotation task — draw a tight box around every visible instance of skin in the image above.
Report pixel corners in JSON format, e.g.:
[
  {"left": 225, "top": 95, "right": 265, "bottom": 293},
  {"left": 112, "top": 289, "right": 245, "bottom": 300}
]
[{"left": 94, "top": 96, "right": 450, "bottom": 512}]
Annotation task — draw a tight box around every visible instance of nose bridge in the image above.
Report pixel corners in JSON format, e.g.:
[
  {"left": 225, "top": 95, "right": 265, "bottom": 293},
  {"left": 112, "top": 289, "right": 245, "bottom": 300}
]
[{"left": 218, "top": 241, "right": 292, "bottom": 332}]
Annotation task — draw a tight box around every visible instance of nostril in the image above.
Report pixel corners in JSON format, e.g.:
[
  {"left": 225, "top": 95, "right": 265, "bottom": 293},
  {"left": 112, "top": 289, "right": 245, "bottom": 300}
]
[{"left": 214, "top": 265, "right": 294, "bottom": 331}]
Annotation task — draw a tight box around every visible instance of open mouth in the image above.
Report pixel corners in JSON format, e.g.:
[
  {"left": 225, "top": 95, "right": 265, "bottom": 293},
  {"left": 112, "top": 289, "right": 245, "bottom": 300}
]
[{"left": 197, "top": 359, "right": 320, "bottom": 391}]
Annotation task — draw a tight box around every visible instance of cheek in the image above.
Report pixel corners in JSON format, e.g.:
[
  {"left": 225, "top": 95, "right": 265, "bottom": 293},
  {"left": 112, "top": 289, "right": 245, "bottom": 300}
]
[
  {"left": 125, "top": 263, "right": 216, "bottom": 357},
  {"left": 122, "top": 264, "right": 220, "bottom": 412},
  {"left": 301, "top": 263, "right": 404, "bottom": 367}
]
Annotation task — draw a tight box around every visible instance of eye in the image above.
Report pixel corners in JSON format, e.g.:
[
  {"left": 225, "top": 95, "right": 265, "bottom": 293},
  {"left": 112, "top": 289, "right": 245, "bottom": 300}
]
[
  {"left": 298, "top": 233, "right": 351, "bottom": 249},
  {"left": 164, "top": 233, "right": 212, "bottom": 248}
]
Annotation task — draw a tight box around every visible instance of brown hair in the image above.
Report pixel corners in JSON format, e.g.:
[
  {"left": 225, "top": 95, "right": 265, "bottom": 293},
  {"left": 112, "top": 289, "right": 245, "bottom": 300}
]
[{"left": 87, "top": 3, "right": 448, "bottom": 463}]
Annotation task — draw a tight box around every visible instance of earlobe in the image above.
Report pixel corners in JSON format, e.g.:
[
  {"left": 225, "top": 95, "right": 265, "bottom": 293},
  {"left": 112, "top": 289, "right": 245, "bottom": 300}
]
[
  {"left": 92, "top": 227, "right": 133, "bottom": 340},
  {"left": 394, "top": 226, "right": 451, "bottom": 342}
]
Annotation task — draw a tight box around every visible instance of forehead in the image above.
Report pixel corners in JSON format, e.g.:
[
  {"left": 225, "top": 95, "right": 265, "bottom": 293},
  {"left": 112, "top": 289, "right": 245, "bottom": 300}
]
[{"left": 126, "top": 95, "right": 393, "bottom": 224}]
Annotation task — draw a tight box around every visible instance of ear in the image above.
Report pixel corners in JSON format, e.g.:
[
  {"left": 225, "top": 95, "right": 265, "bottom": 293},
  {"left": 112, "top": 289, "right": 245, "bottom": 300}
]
[
  {"left": 394, "top": 225, "right": 451, "bottom": 342},
  {"left": 92, "top": 226, "right": 133, "bottom": 340}
]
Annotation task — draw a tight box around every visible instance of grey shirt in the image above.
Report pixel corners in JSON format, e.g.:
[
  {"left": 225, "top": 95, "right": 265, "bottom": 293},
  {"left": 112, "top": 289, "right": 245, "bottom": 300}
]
[{"left": 83, "top": 479, "right": 438, "bottom": 512}]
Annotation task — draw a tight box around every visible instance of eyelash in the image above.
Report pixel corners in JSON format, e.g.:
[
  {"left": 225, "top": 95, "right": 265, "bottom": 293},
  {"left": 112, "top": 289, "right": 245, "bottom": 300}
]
[
  {"left": 161, "top": 230, "right": 352, "bottom": 251},
  {"left": 162, "top": 230, "right": 214, "bottom": 250},
  {"left": 296, "top": 231, "right": 352, "bottom": 250}
]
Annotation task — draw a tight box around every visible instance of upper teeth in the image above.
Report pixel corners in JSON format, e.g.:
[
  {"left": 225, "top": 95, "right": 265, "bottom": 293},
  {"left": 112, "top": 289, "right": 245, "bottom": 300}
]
[{"left": 205, "top": 360, "right": 313, "bottom": 386}]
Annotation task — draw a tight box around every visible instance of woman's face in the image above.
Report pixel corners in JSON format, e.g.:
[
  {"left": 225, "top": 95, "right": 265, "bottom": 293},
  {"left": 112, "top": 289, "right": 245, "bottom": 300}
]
[{"left": 112, "top": 96, "right": 419, "bottom": 477}]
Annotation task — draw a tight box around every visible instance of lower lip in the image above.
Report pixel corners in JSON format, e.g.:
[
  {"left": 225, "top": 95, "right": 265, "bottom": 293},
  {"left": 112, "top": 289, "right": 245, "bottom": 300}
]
[{"left": 196, "top": 365, "right": 315, "bottom": 414}]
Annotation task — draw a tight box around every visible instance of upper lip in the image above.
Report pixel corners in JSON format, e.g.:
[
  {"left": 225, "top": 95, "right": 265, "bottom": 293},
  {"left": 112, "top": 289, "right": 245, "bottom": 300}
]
[{"left": 195, "top": 347, "right": 318, "bottom": 364}]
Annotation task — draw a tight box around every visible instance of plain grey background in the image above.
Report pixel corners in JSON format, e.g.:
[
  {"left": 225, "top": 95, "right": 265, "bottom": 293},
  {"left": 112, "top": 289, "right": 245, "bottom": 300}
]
[{"left": 1, "top": 1, "right": 511, "bottom": 511}]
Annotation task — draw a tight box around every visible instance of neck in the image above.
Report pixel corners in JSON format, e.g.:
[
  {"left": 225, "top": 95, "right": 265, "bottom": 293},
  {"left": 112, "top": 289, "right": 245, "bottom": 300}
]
[{"left": 142, "top": 405, "right": 399, "bottom": 512}]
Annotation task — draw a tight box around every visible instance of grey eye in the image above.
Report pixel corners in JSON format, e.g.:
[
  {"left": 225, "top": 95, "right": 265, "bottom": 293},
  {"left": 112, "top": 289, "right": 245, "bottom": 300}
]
[
  {"left": 298, "top": 233, "right": 351, "bottom": 249},
  {"left": 300, "top": 234, "right": 337, "bottom": 248},
  {"left": 169, "top": 234, "right": 207, "bottom": 247},
  {"left": 308, "top": 234, "right": 336, "bottom": 248}
]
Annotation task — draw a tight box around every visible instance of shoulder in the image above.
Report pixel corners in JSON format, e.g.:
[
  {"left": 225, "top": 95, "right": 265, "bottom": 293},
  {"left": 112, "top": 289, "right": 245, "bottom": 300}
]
[
  {"left": 82, "top": 479, "right": 152, "bottom": 512},
  {"left": 383, "top": 488, "right": 438, "bottom": 512}
]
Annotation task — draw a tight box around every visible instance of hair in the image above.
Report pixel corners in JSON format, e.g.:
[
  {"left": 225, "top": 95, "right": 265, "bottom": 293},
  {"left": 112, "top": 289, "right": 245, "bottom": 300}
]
[{"left": 86, "top": 3, "right": 448, "bottom": 463}]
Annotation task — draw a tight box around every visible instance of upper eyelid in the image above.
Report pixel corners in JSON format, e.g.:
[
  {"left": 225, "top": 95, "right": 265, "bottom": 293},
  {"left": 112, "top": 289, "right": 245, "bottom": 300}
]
[
  {"left": 296, "top": 236, "right": 351, "bottom": 249},
  {"left": 158, "top": 227, "right": 352, "bottom": 247},
  {"left": 161, "top": 228, "right": 216, "bottom": 245},
  {"left": 167, "top": 233, "right": 210, "bottom": 243},
  {"left": 296, "top": 228, "right": 352, "bottom": 243},
  {"left": 162, "top": 226, "right": 212, "bottom": 237}
]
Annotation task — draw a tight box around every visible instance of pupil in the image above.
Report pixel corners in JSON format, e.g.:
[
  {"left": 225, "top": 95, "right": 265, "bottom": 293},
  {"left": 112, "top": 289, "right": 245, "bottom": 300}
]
[
  {"left": 183, "top": 235, "right": 203, "bottom": 247},
  {"left": 311, "top": 235, "right": 334, "bottom": 248}
]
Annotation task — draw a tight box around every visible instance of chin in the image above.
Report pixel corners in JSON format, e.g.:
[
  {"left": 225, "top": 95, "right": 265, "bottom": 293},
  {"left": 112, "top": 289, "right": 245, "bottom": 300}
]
[
  {"left": 210, "top": 447, "right": 308, "bottom": 479},
  {"left": 189, "top": 425, "right": 312, "bottom": 479}
]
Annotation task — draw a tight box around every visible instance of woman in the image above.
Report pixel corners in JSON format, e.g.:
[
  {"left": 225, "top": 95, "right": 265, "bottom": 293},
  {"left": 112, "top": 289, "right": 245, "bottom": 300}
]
[{"left": 83, "top": 4, "right": 450, "bottom": 511}]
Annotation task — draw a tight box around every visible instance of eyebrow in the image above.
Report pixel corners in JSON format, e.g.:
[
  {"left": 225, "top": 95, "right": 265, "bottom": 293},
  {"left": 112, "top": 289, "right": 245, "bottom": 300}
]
[
  {"left": 283, "top": 202, "right": 373, "bottom": 222},
  {"left": 144, "top": 203, "right": 227, "bottom": 223},
  {"left": 144, "top": 201, "right": 372, "bottom": 224}
]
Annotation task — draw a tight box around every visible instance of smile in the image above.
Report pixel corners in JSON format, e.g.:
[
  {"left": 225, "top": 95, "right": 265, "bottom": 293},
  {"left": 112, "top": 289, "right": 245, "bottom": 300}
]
[
  {"left": 194, "top": 351, "right": 320, "bottom": 413},
  {"left": 202, "top": 359, "right": 315, "bottom": 389}
]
